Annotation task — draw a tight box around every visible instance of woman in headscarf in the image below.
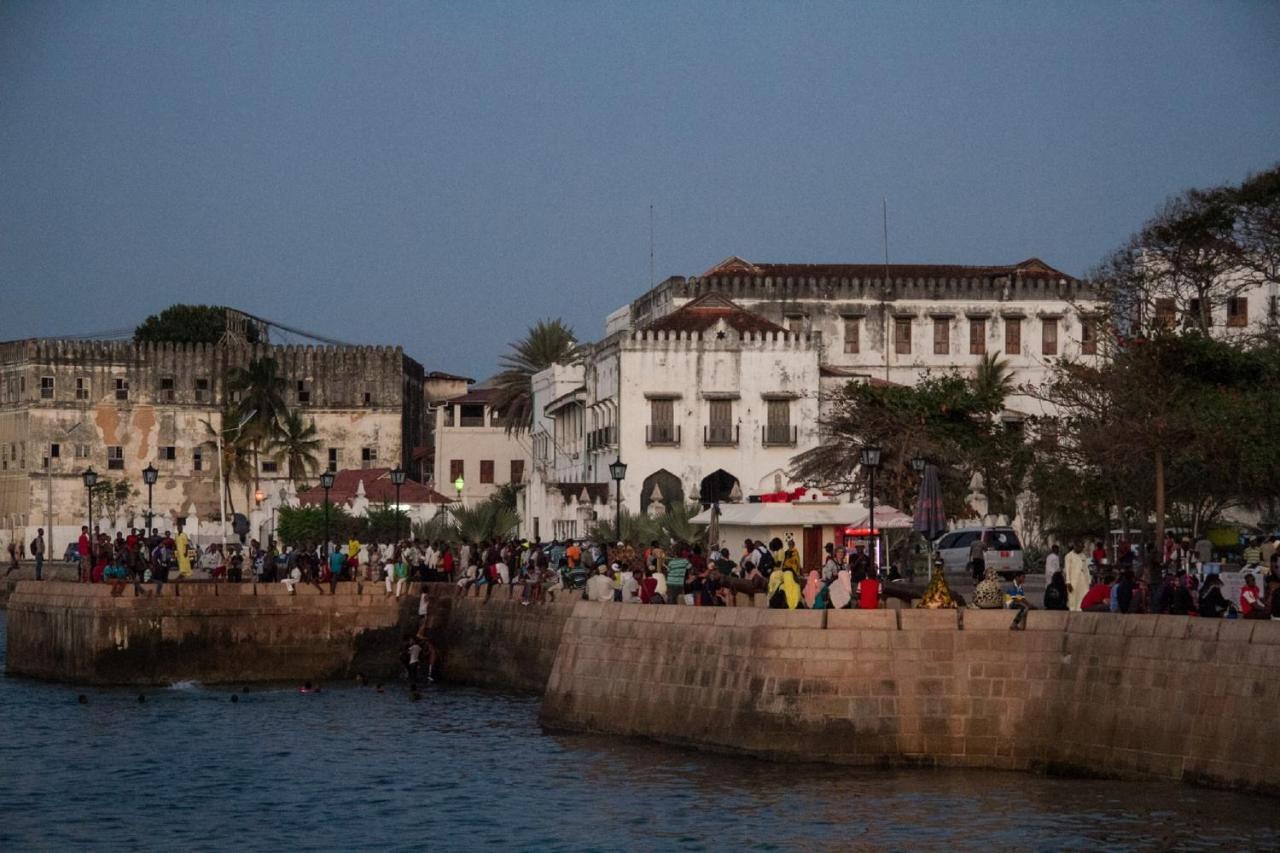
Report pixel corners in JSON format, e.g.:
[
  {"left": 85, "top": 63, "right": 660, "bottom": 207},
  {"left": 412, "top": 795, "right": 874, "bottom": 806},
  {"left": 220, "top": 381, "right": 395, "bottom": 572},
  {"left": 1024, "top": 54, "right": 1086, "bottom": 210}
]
[
  {"left": 972, "top": 565, "right": 1005, "bottom": 609},
  {"left": 802, "top": 570, "right": 821, "bottom": 609},
  {"left": 766, "top": 561, "right": 803, "bottom": 609},
  {"left": 829, "top": 568, "right": 853, "bottom": 609},
  {"left": 1043, "top": 570, "right": 1069, "bottom": 611}
]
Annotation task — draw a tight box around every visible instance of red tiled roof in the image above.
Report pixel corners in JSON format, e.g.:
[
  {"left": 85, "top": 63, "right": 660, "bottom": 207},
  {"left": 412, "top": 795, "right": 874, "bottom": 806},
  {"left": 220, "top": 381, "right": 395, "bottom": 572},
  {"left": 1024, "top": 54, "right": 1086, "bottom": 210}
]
[
  {"left": 642, "top": 293, "right": 786, "bottom": 335},
  {"left": 701, "top": 256, "right": 1072, "bottom": 281},
  {"left": 297, "top": 468, "right": 452, "bottom": 507}
]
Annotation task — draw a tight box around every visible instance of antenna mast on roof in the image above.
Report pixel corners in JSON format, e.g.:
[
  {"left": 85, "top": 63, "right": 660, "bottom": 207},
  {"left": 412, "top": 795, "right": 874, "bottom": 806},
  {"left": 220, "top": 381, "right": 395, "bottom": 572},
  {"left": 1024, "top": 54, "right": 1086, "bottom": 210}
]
[
  {"left": 649, "top": 203, "right": 655, "bottom": 288},
  {"left": 882, "top": 197, "right": 891, "bottom": 382}
]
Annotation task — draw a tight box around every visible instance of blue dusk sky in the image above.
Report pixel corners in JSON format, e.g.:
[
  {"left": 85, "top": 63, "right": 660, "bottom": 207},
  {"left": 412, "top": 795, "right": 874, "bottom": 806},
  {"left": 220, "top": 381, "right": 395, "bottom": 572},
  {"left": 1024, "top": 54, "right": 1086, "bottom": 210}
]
[{"left": 2, "top": 1, "right": 1278, "bottom": 377}]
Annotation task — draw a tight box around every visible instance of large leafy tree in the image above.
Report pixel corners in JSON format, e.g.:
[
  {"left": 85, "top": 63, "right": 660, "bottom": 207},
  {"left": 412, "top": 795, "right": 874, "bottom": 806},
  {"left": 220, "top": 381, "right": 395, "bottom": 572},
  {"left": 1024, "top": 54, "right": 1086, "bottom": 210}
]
[
  {"left": 1232, "top": 164, "right": 1280, "bottom": 312},
  {"left": 270, "top": 410, "right": 322, "bottom": 483},
  {"left": 492, "top": 319, "right": 578, "bottom": 433},
  {"left": 791, "top": 372, "right": 1024, "bottom": 521},
  {"left": 135, "top": 305, "right": 260, "bottom": 345},
  {"left": 1032, "top": 333, "right": 1280, "bottom": 577}
]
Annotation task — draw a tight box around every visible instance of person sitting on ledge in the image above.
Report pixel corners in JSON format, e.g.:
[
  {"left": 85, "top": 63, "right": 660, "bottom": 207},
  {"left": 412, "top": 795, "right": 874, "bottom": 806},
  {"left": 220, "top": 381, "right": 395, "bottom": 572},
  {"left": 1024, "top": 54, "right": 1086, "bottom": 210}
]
[
  {"left": 1239, "top": 573, "right": 1267, "bottom": 620},
  {"left": 1043, "top": 571, "right": 1068, "bottom": 611},
  {"left": 972, "top": 566, "right": 1005, "bottom": 609},
  {"left": 1079, "top": 574, "right": 1114, "bottom": 612},
  {"left": 1198, "top": 574, "right": 1231, "bottom": 618},
  {"left": 585, "top": 565, "right": 614, "bottom": 603},
  {"left": 856, "top": 566, "right": 883, "bottom": 610},
  {"left": 1004, "top": 571, "right": 1033, "bottom": 610}
]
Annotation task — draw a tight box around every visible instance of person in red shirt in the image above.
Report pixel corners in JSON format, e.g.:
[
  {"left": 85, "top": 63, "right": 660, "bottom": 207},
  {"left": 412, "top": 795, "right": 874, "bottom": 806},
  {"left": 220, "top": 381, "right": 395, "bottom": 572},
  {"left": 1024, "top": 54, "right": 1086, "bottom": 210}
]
[
  {"left": 857, "top": 568, "right": 882, "bottom": 610},
  {"left": 1240, "top": 573, "right": 1267, "bottom": 619},
  {"left": 1080, "top": 575, "right": 1114, "bottom": 612},
  {"left": 78, "top": 526, "right": 92, "bottom": 583}
]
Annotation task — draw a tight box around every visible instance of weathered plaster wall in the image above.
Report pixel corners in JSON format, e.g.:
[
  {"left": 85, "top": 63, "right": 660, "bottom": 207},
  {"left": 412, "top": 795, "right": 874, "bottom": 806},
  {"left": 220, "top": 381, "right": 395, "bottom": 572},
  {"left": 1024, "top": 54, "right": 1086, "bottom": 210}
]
[
  {"left": 540, "top": 604, "right": 1280, "bottom": 794},
  {"left": 0, "top": 339, "right": 422, "bottom": 545}
]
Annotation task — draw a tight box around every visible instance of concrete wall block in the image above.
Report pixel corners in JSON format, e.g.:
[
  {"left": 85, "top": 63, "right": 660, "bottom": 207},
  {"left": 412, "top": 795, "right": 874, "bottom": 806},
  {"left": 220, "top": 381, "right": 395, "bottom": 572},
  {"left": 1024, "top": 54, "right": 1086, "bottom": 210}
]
[
  {"left": 1023, "top": 610, "right": 1069, "bottom": 632},
  {"left": 961, "top": 609, "right": 1018, "bottom": 632},
  {"left": 1065, "top": 612, "right": 1104, "bottom": 635},
  {"left": 898, "top": 609, "right": 958, "bottom": 631},
  {"left": 1216, "top": 620, "right": 1256, "bottom": 644},
  {"left": 1153, "top": 616, "right": 1192, "bottom": 640},
  {"left": 826, "top": 609, "right": 897, "bottom": 631},
  {"left": 1249, "top": 621, "right": 1280, "bottom": 646}
]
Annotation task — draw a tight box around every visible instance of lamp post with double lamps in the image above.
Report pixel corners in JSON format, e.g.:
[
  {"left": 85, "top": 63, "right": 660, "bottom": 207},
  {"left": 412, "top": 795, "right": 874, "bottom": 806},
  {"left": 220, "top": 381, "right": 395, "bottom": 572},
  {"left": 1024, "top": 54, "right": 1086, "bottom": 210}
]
[
  {"left": 82, "top": 467, "right": 98, "bottom": 578},
  {"left": 859, "top": 445, "right": 882, "bottom": 571},
  {"left": 390, "top": 466, "right": 407, "bottom": 543},
  {"left": 320, "top": 470, "right": 336, "bottom": 564},
  {"left": 609, "top": 456, "right": 627, "bottom": 544},
  {"left": 142, "top": 463, "right": 159, "bottom": 539}
]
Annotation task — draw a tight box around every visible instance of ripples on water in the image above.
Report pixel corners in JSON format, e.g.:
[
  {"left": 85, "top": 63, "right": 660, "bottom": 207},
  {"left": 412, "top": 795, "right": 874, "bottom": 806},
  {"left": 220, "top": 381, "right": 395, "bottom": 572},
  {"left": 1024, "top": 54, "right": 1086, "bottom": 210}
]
[{"left": 1, "top": 611, "right": 1278, "bottom": 852}]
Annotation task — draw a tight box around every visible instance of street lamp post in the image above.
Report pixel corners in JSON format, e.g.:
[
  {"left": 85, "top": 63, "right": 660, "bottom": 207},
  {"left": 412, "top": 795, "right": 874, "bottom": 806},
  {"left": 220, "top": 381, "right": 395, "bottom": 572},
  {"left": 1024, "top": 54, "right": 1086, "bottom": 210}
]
[
  {"left": 320, "top": 470, "right": 336, "bottom": 564},
  {"left": 453, "top": 476, "right": 464, "bottom": 507},
  {"left": 390, "top": 466, "right": 406, "bottom": 543},
  {"left": 609, "top": 456, "right": 627, "bottom": 544},
  {"left": 142, "top": 463, "right": 159, "bottom": 539},
  {"left": 82, "top": 468, "right": 98, "bottom": 581},
  {"left": 910, "top": 455, "right": 927, "bottom": 575},
  {"left": 860, "top": 445, "right": 882, "bottom": 572}
]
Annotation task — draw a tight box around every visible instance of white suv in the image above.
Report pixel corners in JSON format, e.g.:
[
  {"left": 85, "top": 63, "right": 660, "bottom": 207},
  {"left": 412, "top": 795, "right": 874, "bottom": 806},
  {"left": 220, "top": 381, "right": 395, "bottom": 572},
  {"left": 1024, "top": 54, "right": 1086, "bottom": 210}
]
[{"left": 934, "top": 527, "right": 1024, "bottom": 576}]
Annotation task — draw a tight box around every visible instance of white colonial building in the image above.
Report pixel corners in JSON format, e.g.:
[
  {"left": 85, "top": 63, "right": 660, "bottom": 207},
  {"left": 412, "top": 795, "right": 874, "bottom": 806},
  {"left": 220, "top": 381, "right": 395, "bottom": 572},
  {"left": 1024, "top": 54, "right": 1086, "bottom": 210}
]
[
  {"left": 522, "top": 255, "right": 1102, "bottom": 541},
  {"left": 524, "top": 293, "right": 822, "bottom": 540}
]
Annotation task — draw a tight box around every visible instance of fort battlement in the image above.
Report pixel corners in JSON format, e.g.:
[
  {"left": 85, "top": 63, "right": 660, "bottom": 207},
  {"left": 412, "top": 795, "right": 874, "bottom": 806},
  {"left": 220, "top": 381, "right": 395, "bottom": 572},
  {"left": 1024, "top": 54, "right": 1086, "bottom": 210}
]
[{"left": 626, "top": 329, "right": 821, "bottom": 348}]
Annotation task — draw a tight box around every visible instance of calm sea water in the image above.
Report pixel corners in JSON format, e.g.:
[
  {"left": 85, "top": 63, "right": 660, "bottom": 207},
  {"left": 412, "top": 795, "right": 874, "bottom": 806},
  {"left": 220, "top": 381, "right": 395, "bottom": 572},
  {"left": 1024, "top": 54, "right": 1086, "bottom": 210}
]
[{"left": 2, "top": 611, "right": 1278, "bottom": 852}]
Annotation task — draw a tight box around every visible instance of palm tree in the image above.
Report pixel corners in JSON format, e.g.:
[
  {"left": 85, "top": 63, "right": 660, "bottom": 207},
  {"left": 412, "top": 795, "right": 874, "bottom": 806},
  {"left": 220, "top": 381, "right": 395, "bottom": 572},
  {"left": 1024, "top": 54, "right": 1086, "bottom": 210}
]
[
  {"left": 658, "top": 501, "right": 707, "bottom": 546},
  {"left": 226, "top": 357, "right": 289, "bottom": 487},
  {"left": 973, "top": 352, "right": 1014, "bottom": 407},
  {"left": 202, "top": 407, "right": 256, "bottom": 514},
  {"left": 271, "top": 410, "right": 322, "bottom": 483},
  {"left": 492, "top": 319, "right": 578, "bottom": 433}
]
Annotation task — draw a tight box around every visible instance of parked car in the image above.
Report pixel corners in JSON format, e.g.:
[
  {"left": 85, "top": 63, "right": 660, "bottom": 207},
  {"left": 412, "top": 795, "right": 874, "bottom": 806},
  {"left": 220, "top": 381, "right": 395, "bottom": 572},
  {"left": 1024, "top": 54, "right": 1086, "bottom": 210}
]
[{"left": 934, "top": 527, "right": 1024, "bottom": 577}]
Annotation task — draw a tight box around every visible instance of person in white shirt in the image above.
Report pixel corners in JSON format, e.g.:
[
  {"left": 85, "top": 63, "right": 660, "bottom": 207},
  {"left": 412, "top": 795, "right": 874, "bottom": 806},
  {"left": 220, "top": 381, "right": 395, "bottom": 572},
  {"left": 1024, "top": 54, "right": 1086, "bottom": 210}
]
[
  {"left": 1044, "top": 544, "right": 1061, "bottom": 586},
  {"left": 281, "top": 565, "right": 303, "bottom": 594},
  {"left": 620, "top": 568, "right": 641, "bottom": 604},
  {"left": 586, "top": 566, "right": 614, "bottom": 603}
]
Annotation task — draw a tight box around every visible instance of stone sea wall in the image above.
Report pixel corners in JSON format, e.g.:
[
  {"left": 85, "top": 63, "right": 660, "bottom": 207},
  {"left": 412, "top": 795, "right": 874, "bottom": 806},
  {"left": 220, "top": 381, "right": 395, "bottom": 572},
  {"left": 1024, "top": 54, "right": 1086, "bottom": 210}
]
[
  {"left": 539, "top": 603, "right": 1280, "bottom": 795},
  {"left": 3, "top": 581, "right": 570, "bottom": 689},
  {"left": 5, "top": 581, "right": 412, "bottom": 685},
  {"left": 9, "top": 582, "right": 1280, "bottom": 793}
]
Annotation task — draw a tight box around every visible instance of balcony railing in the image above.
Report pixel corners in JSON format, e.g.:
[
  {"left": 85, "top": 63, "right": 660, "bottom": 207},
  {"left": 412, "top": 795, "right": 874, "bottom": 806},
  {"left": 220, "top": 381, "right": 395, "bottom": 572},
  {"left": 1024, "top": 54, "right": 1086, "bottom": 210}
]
[
  {"left": 646, "top": 424, "right": 681, "bottom": 446},
  {"left": 586, "top": 426, "right": 616, "bottom": 451},
  {"left": 762, "top": 424, "right": 797, "bottom": 447},
  {"left": 458, "top": 415, "right": 486, "bottom": 427},
  {"left": 704, "top": 424, "right": 739, "bottom": 447}
]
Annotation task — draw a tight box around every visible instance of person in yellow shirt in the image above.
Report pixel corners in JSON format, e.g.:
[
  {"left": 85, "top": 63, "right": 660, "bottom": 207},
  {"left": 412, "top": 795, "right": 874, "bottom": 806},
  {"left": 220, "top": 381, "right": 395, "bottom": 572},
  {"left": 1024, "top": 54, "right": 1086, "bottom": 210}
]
[
  {"left": 175, "top": 528, "right": 192, "bottom": 578},
  {"left": 347, "top": 537, "right": 362, "bottom": 580}
]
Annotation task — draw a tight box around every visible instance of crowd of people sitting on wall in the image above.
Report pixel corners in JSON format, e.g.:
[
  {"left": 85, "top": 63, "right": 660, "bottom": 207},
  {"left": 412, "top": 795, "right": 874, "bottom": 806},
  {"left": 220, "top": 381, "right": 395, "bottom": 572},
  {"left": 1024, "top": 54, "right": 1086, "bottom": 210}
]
[{"left": 21, "top": 521, "right": 1280, "bottom": 621}]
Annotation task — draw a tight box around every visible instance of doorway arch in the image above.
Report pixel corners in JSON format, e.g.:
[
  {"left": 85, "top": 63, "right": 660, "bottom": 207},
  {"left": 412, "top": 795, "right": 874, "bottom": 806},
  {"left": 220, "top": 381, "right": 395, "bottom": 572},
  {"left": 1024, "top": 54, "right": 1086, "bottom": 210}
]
[
  {"left": 699, "top": 469, "right": 740, "bottom": 504},
  {"left": 640, "top": 469, "right": 684, "bottom": 514}
]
